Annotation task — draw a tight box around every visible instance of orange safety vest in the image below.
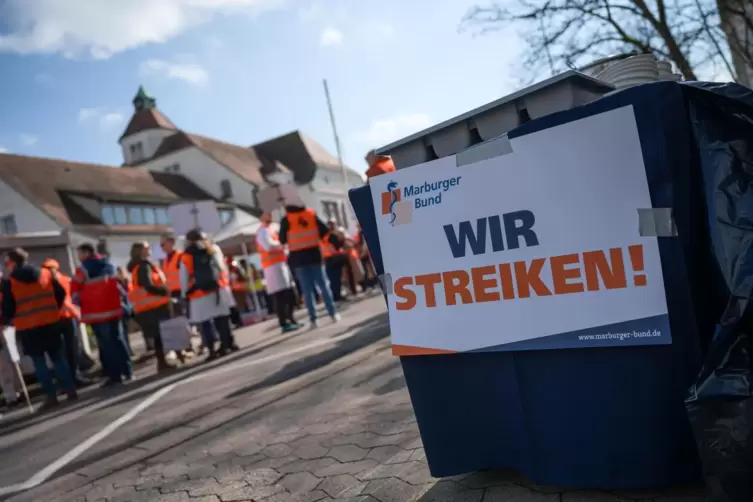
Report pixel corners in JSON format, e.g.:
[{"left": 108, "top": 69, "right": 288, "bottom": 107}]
[
  {"left": 230, "top": 268, "right": 247, "bottom": 292},
  {"left": 320, "top": 238, "right": 339, "bottom": 259},
  {"left": 286, "top": 209, "right": 321, "bottom": 252},
  {"left": 256, "top": 225, "right": 287, "bottom": 269},
  {"left": 161, "top": 251, "right": 183, "bottom": 293},
  {"left": 74, "top": 267, "right": 124, "bottom": 324},
  {"left": 10, "top": 268, "right": 61, "bottom": 331},
  {"left": 181, "top": 252, "right": 230, "bottom": 300},
  {"left": 128, "top": 263, "right": 170, "bottom": 314},
  {"left": 55, "top": 272, "right": 81, "bottom": 320}
]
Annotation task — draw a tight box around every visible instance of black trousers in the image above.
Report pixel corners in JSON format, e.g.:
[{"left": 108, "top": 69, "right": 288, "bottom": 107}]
[
  {"left": 273, "top": 288, "right": 297, "bottom": 328},
  {"left": 59, "top": 318, "right": 80, "bottom": 380}
]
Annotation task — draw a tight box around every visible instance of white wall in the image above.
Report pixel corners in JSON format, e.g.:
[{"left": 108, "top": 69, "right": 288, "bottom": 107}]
[
  {"left": 138, "top": 147, "right": 258, "bottom": 209},
  {"left": 0, "top": 179, "right": 62, "bottom": 234},
  {"left": 120, "top": 129, "right": 175, "bottom": 165}
]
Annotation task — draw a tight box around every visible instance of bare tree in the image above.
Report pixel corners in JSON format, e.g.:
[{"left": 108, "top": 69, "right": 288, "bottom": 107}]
[
  {"left": 460, "top": 0, "right": 753, "bottom": 83},
  {"left": 718, "top": 0, "right": 753, "bottom": 83}
]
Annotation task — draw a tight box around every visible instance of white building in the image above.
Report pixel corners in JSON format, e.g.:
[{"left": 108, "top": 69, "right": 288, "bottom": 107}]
[{"left": 0, "top": 86, "right": 366, "bottom": 272}]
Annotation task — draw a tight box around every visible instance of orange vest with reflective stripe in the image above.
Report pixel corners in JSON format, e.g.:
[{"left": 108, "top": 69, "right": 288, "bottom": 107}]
[
  {"left": 256, "top": 225, "right": 287, "bottom": 269},
  {"left": 75, "top": 267, "right": 124, "bottom": 324},
  {"left": 128, "top": 264, "right": 170, "bottom": 313},
  {"left": 55, "top": 272, "right": 81, "bottom": 320},
  {"left": 320, "top": 238, "right": 338, "bottom": 259},
  {"left": 180, "top": 252, "right": 230, "bottom": 300},
  {"left": 286, "top": 209, "right": 320, "bottom": 252},
  {"left": 10, "top": 268, "right": 61, "bottom": 331},
  {"left": 230, "top": 267, "right": 247, "bottom": 292},
  {"left": 161, "top": 251, "right": 183, "bottom": 293}
]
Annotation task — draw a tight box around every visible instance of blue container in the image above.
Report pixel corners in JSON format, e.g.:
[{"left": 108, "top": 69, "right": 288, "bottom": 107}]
[{"left": 350, "top": 82, "right": 711, "bottom": 490}]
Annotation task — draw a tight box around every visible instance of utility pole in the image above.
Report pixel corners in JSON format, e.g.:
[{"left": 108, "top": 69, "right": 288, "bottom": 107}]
[{"left": 323, "top": 79, "right": 350, "bottom": 225}]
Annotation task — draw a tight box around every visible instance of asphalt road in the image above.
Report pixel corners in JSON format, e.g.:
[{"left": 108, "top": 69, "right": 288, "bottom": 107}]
[{"left": 0, "top": 296, "right": 707, "bottom": 502}]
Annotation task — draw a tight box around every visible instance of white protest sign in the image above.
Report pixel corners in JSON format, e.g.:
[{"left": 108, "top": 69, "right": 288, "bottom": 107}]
[
  {"left": 257, "top": 183, "right": 305, "bottom": 213},
  {"left": 2, "top": 327, "right": 20, "bottom": 364},
  {"left": 371, "top": 105, "right": 670, "bottom": 356},
  {"left": 168, "top": 201, "right": 221, "bottom": 237}
]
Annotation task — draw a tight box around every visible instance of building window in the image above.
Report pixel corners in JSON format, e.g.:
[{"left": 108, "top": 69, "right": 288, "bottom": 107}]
[
  {"left": 129, "top": 142, "right": 144, "bottom": 162},
  {"left": 128, "top": 207, "right": 144, "bottom": 225},
  {"left": 220, "top": 180, "right": 233, "bottom": 199},
  {"left": 156, "top": 207, "right": 170, "bottom": 225},
  {"left": 0, "top": 215, "right": 17, "bottom": 235},
  {"left": 219, "top": 209, "right": 234, "bottom": 226},
  {"left": 340, "top": 202, "right": 349, "bottom": 229},
  {"left": 113, "top": 206, "right": 127, "bottom": 225},
  {"left": 164, "top": 163, "right": 180, "bottom": 173},
  {"left": 101, "top": 206, "right": 115, "bottom": 225},
  {"left": 322, "top": 201, "right": 341, "bottom": 227},
  {"left": 143, "top": 207, "right": 156, "bottom": 225}
]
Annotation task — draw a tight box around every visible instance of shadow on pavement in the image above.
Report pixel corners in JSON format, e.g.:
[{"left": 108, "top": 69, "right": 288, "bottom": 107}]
[
  {"left": 54, "top": 311, "right": 390, "bottom": 479},
  {"left": 0, "top": 332, "right": 292, "bottom": 436},
  {"left": 225, "top": 312, "right": 389, "bottom": 399}
]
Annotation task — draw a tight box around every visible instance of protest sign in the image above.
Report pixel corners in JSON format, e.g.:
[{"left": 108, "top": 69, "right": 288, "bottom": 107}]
[
  {"left": 371, "top": 105, "right": 670, "bottom": 356},
  {"left": 2, "top": 327, "right": 20, "bottom": 364}
]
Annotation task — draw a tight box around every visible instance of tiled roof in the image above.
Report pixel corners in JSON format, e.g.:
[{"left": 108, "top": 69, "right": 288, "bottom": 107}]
[
  {"left": 0, "top": 153, "right": 218, "bottom": 227},
  {"left": 252, "top": 131, "right": 354, "bottom": 184},
  {"left": 148, "top": 131, "right": 290, "bottom": 186},
  {"left": 119, "top": 108, "right": 176, "bottom": 140}
]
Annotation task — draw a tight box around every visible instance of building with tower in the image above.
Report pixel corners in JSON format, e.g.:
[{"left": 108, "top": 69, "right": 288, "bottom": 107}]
[{"left": 0, "top": 86, "right": 364, "bottom": 272}]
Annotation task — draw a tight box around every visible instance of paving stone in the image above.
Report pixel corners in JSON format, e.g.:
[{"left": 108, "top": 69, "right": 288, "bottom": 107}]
[
  {"left": 366, "top": 446, "right": 411, "bottom": 464},
  {"left": 314, "top": 459, "right": 379, "bottom": 477},
  {"left": 408, "top": 449, "right": 426, "bottom": 462},
  {"left": 264, "top": 443, "right": 295, "bottom": 458},
  {"left": 229, "top": 452, "right": 267, "bottom": 467},
  {"left": 395, "top": 461, "right": 435, "bottom": 485},
  {"left": 108, "top": 489, "right": 162, "bottom": 502},
  {"left": 485, "top": 485, "right": 561, "bottom": 501},
  {"left": 248, "top": 455, "right": 300, "bottom": 469},
  {"left": 280, "top": 472, "right": 322, "bottom": 493},
  {"left": 365, "top": 421, "right": 418, "bottom": 436},
  {"left": 191, "top": 480, "right": 244, "bottom": 497},
  {"left": 153, "top": 493, "right": 191, "bottom": 502},
  {"left": 261, "top": 490, "right": 330, "bottom": 502},
  {"left": 189, "top": 497, "right": 221, "bottom": 502},
  {"left": 316, "top": 474, "right": 368, "bottom": 498},
  {"left": 84, "top": 484, "right": 135, "bottom": 501},
  {"left": 361, "top": 477, "right": 427, "bottom": 502},
  {"left": 356, "top": 461, "right": 424, "bottom": 482},
  {"left": 328, "top": 445, "right": 369, "bottom": 463},
  {"left": 244, "top": 467, "right": 282, "bottom": 487},
  {"left": 159, "top": 477, "right": 215, "bottom": 494},
  {"left": 294, "top": 444, "right": 330, "bottom": 460},
  {"left": 400, "top": 437, "right": 423, "bottom": 450},
  {"left": 562, "top": 492, "right": 631, "bottom": 501},
  {"left": 418, "top": 480, "right": 484, "bottom": 502},
  {"left": 305, "top": 423, "right": 335, "bottom": 435},
  {"left": 460, "top": 469, "right": 525, "bottom": 489},
  {"left": 278, "top": 457, "right": 340, "bottom": 475},
  {"left": 219, "top": 483, "right": 286, "bottom": 501}
]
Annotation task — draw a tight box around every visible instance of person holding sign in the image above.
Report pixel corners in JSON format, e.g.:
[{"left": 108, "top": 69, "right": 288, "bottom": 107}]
[
  {"left": 256, "top": 212, "right": 299, "bottom": 333},
  {"left": 1, "top": 248, "right": 77, "bottom": 409},
  {"left": 278, "top": 205, "right": 340, "bottom": 329},
  {"left": 127, "top": 242, "right": 175, "bottom": 372}
]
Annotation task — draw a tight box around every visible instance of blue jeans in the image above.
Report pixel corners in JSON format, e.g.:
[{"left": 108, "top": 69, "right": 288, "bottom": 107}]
[
  {"left": 199, "top": 320, "right": 217, "bottom": 348},
  {"left": 91, "top": 319, "right": 133, "bottom": 383},
  {"left": 295, "top": 264, "right": 336, "bottom": 322},
  {"left": 31, "top": 349, "right": 74, "bottom": 399}
]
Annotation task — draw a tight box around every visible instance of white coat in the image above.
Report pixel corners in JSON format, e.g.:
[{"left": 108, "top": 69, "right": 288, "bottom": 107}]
[
  {"left": 179, "top": 244, "right": 236, "bottom": 323},
  {"left": 256, "top": 223, "right": 294, "bottom": 295}
]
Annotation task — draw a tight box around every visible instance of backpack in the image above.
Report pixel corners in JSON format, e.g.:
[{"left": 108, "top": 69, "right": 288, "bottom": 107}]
[{"left": 188, "top": 247, "right": 221, "bottom": 293}]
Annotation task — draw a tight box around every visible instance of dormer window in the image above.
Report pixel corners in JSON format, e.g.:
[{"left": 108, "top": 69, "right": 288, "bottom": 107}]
[
  {"left": 129, "top": 142, "right": 144, "bottom": 162},
  {"left": 220, "top": 179, "right": 233, "bottom": 199}
]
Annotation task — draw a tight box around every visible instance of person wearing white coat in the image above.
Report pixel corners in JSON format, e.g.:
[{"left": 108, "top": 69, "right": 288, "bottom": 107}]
[
  {"left": 179, "top": 230, "right": 238, "bottom": 360},
  {"left": 256, "top": 213, "right": 300, "bottom": 333}
]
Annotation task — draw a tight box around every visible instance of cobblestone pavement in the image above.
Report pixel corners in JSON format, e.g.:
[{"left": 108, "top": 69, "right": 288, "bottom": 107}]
[{"left": 4, "top": 299, "right": 708, "bottom": 502}]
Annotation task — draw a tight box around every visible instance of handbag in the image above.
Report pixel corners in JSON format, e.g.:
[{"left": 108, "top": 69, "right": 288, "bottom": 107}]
[{"left": 157, "top": 268, "right": 192, "bottom": 352}]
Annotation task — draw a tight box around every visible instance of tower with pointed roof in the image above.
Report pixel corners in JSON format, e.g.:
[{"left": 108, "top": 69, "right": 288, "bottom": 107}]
[{"left": 119, "top": 85, "right": 177, "bottom": 166}]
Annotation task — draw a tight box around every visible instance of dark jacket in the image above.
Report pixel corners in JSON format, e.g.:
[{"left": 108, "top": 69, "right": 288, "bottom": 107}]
[
  {"left": 279, "top": 206, "right": 337, "bottom": 269},
  {"left": 126, "top": 258, "right": 171, "bottom": 324}
]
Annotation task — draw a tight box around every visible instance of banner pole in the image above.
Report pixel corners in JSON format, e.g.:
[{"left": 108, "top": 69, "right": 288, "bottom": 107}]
[{"left": 13, "top": 363, "right": 33, "bottom": 414}]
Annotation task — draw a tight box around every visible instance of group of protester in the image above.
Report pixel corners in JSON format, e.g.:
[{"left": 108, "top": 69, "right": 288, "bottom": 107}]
[{"left": 0, "top": 202, "right": 377, "bottom": 413}]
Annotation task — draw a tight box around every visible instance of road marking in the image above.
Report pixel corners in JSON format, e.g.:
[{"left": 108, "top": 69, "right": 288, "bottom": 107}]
[{"left": 0, "top": 320, "right": 387, "bottom": 497}]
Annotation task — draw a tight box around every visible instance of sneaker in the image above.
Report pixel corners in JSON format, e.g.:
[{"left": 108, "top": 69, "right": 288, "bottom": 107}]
[
  {"left": 331, "top": 313, "right": 341, "bottom": 323},
  {"left": 308, "top": 320, "right": 318, "bottom": 330},
  {"left": 66, "top": 391, "right": 79, "bottom": 402},
  {"left": 282, "top": 323, "right": 298, "bottom": 333}
]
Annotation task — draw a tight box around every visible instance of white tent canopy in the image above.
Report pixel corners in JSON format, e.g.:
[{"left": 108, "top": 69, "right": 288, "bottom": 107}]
[{"left": 213, "top": 217, "right": 262, "bottom": 251}]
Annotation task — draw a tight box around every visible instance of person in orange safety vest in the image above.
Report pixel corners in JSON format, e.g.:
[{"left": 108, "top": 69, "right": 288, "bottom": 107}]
[
  {"left": 127, "top": 241, "right": 175, "bottom": 372},
  {"left": 1, "top": 248, "right": 77, "bottom": 409},
  {"left": 278, "top": 205, "right": 339, "bottom": 328},
  {"left": 71, "top": 243, "right": 133, "bottom": 386},
  {"left": 321, "top": 219, "right": 347, "bottom": 303},
  {"left": 42, "top": 259, "right": 88, "bottom": 387},
  {"left": 365, "top": 150, "right": 396, "bottom": 180},
  {"left": 159, "top": 232, "right": 185, "bottom": 315},
  {"left": 256, "top": 212, "right": 298, "bottom": 333}
]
